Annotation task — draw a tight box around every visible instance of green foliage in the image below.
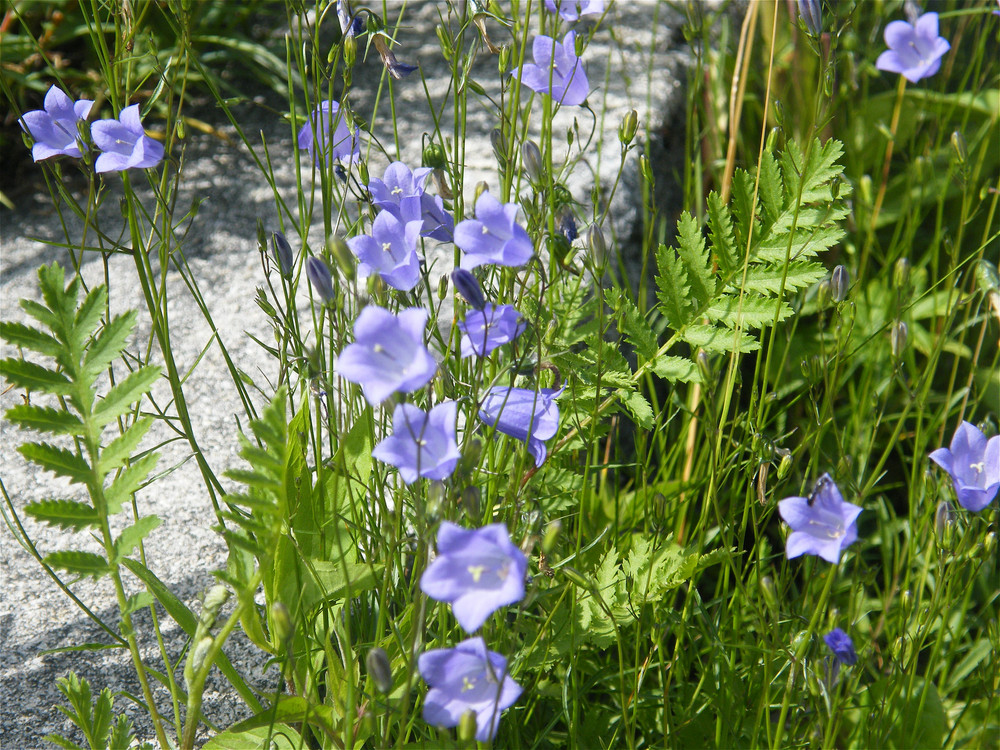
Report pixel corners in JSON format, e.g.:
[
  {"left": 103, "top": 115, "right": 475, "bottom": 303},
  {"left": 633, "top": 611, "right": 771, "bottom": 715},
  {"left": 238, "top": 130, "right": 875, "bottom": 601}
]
[{"left": 44, "top": 672, "right": 150, "bottom": 750}]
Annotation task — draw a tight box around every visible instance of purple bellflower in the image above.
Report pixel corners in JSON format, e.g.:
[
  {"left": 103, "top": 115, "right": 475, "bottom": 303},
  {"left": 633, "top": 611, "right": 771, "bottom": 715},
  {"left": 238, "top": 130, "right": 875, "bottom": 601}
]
[
  {"left": 420, "top": 522, "right": 529, "bottom": 632},
  {"left": 371, "top": 401, "right": 460, "bottom": 484},
  {"left": 512, "top": 31, "right": 589, "bottom": 106},
  {"left": 20, "top": 85, "right": 93, "bottom": 162},
  {"left": 824, "top": 628, "right": 858, "bottom": 667},
  {"left": 929, "top": 421, "right": 1000, "bottom": 512},
  {"left": 337, "top": 0, "right": 364, "bottom": 37},
  {"left": 298, "top": 100, "right": 360, "bottom": 165},
  {"left": 334, "top": 306, "right": 437, "bottom": 405},
  {"left": 91, "top": 104, "right": 164, "bottom": 173},
  {"left": 544, "top": 0, "right": 604, "bottom": 22},
  {"left": 796, "top": 0, "right": 822, "bottom": 36},
  {"left": 418, "top": 637, "right": 523, "bottom": 743},
  {"left": 459, "top": 304, "right": 526, "bottom": 358},
  {"left": 478, "top": 386, "right": 562, "bottom": 467},
  {"left": 348, "top": 210, "right": 424, "bottom": 291},
  {"left": 451, "top": 268, "right": 487, "bottom": 310},
  {"left": 306, "top": 256, "right": 335, "bottom": 303},
  {"left": 875, "top": 12, "right": 950, "bottom": 83},
  {"left": 778, "top": 474, "right": 862, "bottom": 564},
  {"left": 373, "top": 33, "right": 418, "bottom": 80},
  {"left": 368, "top": 161, "right": 454, "bottom": 241},
  {"left": 454, "top": 192, "right": 534, "bottom": 270}
]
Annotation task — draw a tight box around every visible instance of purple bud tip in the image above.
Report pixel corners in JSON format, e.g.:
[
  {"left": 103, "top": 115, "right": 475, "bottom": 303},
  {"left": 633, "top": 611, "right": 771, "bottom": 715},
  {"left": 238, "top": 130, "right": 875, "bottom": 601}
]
[{"left": 452, "top": 268, "right": 487, "bottom": 309}]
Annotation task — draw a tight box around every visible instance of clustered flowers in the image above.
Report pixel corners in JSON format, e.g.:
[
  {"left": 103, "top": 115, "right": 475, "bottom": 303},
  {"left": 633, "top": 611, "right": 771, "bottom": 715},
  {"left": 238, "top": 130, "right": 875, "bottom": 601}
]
[{"left": 21, "top": 86, "right": 164, "bottom": 172}]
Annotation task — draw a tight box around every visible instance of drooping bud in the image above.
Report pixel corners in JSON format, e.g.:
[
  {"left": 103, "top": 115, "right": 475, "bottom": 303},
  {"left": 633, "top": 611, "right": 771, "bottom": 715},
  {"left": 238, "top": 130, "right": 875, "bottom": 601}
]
[
  {"left": 271, "top": 231, "right": 294, "bottom": 278},
  {"left": 328, "top": 236, "right": 356, "bottom": 282},
  {"left": 619, "top": 109, "right": 639, "bottom": 146},
  {"left": 830, "top": 265, "right": 849, "bottom": 302},
  {"left": 521, "top": 140, "right": 543, "bottom": 184},
  {"left": 306, "top": 256, "right": 335, "bottom": 304},
  {"left": 796, "top": 0, "right": 822, "bottom": 36},
  {"left": 558, "top": 210, "right": 578, "bottom": 243},
  {"left": 890, "top": 321, "right": 908, "bottom": 358},
  {"left": 452, "top": 268, "right": 487, "bottom": 309},
  {"left": 934, "top": 500, "right": 954, "bottom": 545},
  {"left": 366, "top": 648, "right": 393, "bottom": 693}
]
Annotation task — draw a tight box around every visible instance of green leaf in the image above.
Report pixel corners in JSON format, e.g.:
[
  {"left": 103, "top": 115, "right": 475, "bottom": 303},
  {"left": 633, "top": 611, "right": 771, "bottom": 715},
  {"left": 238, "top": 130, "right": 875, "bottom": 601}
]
[
  {"left": 5, "top": 403, "right": 84, "bottom": 435},
  {"left": 122, "top": 592, "right": 155, "bottom": 616},
  {"left": 45, "top": 550, "right": 108, "bottom": 579},
  {"left": 945, "top": 639, "right": 993, "bottom": 694},
  {"left": 83, "top": 312, "right": 137, "bottom": 380},
  {"left": 704, "top": 295, "right": 791, "bottom": 329},
  {"left": 758, "top": 150, "right": 783, "bottom": 226},
  {"left": 91, "top": 687, "right": 113, "bottom": 750},
  {"left": 203, "top": 724, "right": 303, "bottom": 750},
  {"left": 674, "top": 212, "right": 714, "bottom": 307},
  {"left": 655, "top": 243, "right": 692, "bottom": 329},
  {"left": 707, "top": 191, "right": 738, "bottom": 274},
  {"left": 606, "top": 288, "right": 658, "bottom": 362},
  {"left": 651, "top": 355, "right": 702, "bottom": 383},
  {"left": 91, "top": 367, "right": 161, "bottom": 426},
  {"left": 98, "top": 418, "right": 154, "bottom": 474},
  {"left": 616, "top": 389, "right": 654, "bottom": 429},
  {"left": 43, "top": 735, "right": 85, "bottom": 750},
  {"left": 20, "top": 298, "right": 58, "bottom": 331},
  {"left": 107, "top": 715, "right": 136, "bottom": 750},
  {"left": 18, "top": 442, "right": 92, "bottom": 483},
  {"left": 105, "top": 453, "right": 160, "bottom": 515},
  {"left": 24, "top": 499, "right": 99, "bottom": 531},
  {"left": 681, "top": 324, "right": 759, "bottom": 353},
  {"left": 73, "top": 287, "right": 108, "bottom": 356},
  {"left": 0, "top": 320, "right": 62, "bottom": 358},
  {"left": 739, "top": 262, "right": 826, "bottom": 295},
  {"left": 0, "top": 358, "right": 73, "bottom": 395},
  {"left": 112, "top": 515, "right": 162, "bottom": 562},
  {"left": 624, "top": 537, "right": 699, "bottom": 603}
]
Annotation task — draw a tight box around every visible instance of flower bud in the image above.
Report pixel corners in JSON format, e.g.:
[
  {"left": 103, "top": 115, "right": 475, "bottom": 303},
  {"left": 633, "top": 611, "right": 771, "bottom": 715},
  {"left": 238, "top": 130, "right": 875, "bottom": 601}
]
[
  {"left": 452, "top": 268, "right": 486, "bottom": 309},
  {"left": 270, "top": 602, "right": 293, "bottom": 647},
  {"left": 759, "top": 575, "right": 778, "bottom": 612},
  {"left": 587, "top": 224, "right": 607, "bottom": 267},
  {"left": 271, "top": 231, "right": 294, "bottom": 277},
  {"left": 343, "top": 34, "right": 357, "bottom": 69},
  {"left": 859, "top": 174, "right": 873, "bottom": 207},
  {"left": 765, "top": 126, "right": 781, "bottom": 154},
  {"left": 460, "top": 438, "right": 483, "bottom": 474},
  {"left": 558, "top": 210, "right": 578, "bottom": 243},
  {"left": 461, "top": 485, "right": 481, "bottom": 519},
  {"left": 474, "top": 181, "right": 489, "bottom": 204},
  {"left": 890, "top": 320, "right": 908, "bottom": 358},
  {"left": 542, "top": 519, "right": 561, "bottom": 553},
  {"left": 934, "top": 500, "right": 954, "bottom": 542},
  {"left": 185, "top": 635, "right": 214, "bottom": 688},
  {"left": 490, "top": 128, "right": 506, "bottom": 165},
  {"left": 306, "top": 256, "right": 335, "bottom": 304},
  {"left": 521, "top": 140, "right": 543, "bottom": 184},
  {"left": 498, "top": 44, "right": 511, "bottom": 73},
  {"left": 831, "top": 265, "right": 849, "bottom": 302},
  {"left": 366, "top": 648, "right": 393, "bottom": 693},
  {"left": 458, "top": 709, "right": 478, "bottom": 742},
  {"left": 797, "top": 0, "right": 822, "bottom": 36},
  {"left": 619, "top": 109, "right": 639, "bottom": 146},
  {"left": 985, "top": 532, "right": 997, "bottom": 555},
  {"left": 437, "top": 273, "right": 449, "bottom": 301},
  {"left": 975, "top": 259, "right": 999, "bottom": 297},
  {"left": 816, "top": 279, "right": 832, "bottom": 308},
  {"left": 639, "top": 154, "right": 654, "bottom": 187},
  {"left": 894, "top": 257, "right": 911, "bottom": 291},
  {"left": 777, "top": 450, "right": 793, "bottom": 480},
  {"left": 950, "top": 131, "right": 967, "bottom": 166},
  {"left": 422, "top": 142, "right": 448, "bottom": 170},
  {"left": 200, "top": 585, "right": 230, "bottom": 630},
  {"left": 328, "top": 236, "right": 356, "bottom": 282}
]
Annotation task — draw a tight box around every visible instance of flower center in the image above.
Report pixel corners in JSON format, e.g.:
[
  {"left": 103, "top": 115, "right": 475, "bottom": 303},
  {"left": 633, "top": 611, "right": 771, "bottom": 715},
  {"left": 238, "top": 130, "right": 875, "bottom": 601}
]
[
  {"left": 970, "top": 461, "right": 984, "bottom": 474},
  {"left": 462, "top": 676, "right": 477, "bottom": 692},
  {"left": 468, "top": 564, "right": 485, "bottom": 582},
  {"left": 391, "top": 186, "right": 403, "bottom": 196},
  {"left": 481, "top": 225, "right": 490, "bottom": 234}
]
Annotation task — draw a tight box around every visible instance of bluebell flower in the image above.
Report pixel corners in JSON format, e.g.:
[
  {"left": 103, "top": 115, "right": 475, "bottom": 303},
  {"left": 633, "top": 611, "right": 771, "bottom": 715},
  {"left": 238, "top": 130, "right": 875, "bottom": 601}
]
[
  {"left": 478, "top": 386, "right": 562, "bottom": 467},
  {"left": 368, "top": 161, "right": 454, "bottom": 241},
  {"left": 823, "top": 628, "right": 858, "bottom": 666},
  {"left": 421, "top": 522, "right": 528, "bottom": 632},
  {"left": 458, "top": 304, "right": 526, "bottom": 358},
  {"left": 777, "top": 474, "right": 862, "bottom": 564},
  {"left": 20, "top": 85, "right": 93, "bottom": 161},
  {"left": 91, "top": 104, "right": 164, "bottom": 172},
  {"left": 298, "top": 100, "right": 360, "bottom": 165},
  {"left": 512, "top": 31, "right": 589, "bottom": 106},
  {"left": 454, "top": 192, "right": 534, "bottom": 270},
  {"left": 544, "top": 0, "right": 603, "bottom": 23},
  {"left": 334, "top": 306, "right": 436, "bottom": 405},
  {"left": 348, "top": 210, "right": 424, "bottom": 291},
  {"left": 929, "top": 421, "right": 1000, "bottom": 512},
  {"left": 418, "top": 637, "right": 523, "bottom": 742},
  {"left": 875, "top": 12, "right": 950, "bottom": 83},
  {"left": 371, "top": 401, "right": 460, "bottom": 483}
]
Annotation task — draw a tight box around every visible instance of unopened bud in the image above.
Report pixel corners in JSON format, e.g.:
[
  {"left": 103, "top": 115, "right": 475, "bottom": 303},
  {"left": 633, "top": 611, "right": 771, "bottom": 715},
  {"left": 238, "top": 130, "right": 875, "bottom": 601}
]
[
  {"left": 422, "top": 142, "right": 448, "bottom": 170},
  {"left": 639, "top": 154, "right": 654, "bottom": 187},
  {"left": 542, "top": 519, "right": 561, "bottom": 553},
  {"left": 777, "top": 450, "right": 793, "bottom": 480},
  {"left": 587, "top": 224, "right": 607, "bottom": 266},
  {"left": 270, "top": 602, "right": 293, "bottom": 647},
  {"left": 817, "top": 279, "right": 832, "bottom": 308},
  {"left": 437, "top": 273, "right": 449, "bottom": 301},
  {"left": 271, "top": 231, "right": 294, "bottom": 277},
  {"left": 366, "top": 648, "right": 393, "bottom": 693},
  {"left": 452, "top": 268, "right": 486, "bottom": 309},
  {"left": 766, "top": 126, "right": 781, "bottom": 154},
  {"left": 894, "top": 257, "right": 911, "bottom": 291},
  {"left": 975, "top": 259, "right": 999, "bottom": 297},
  {"left": 934, "top": 500, "right": 954, "bottom": 541},
  {"left": 498, "top": 44, "right": 511, "bottom": 73},
  {"left": 306, "top": 256, "right": 335, "bottom": 304},
  {"left": 759, "top": 575, "right": 778, "bottom": 612},
  {"left": 950, "top": 131, "right": 967, "bottom": 166},
  {"left": 343, "top": 34, "right": 357, "bottom": 68},
  {"left": 900, "top": 590, "right": 913, "bottom": 614},
  {"left": 490, "top": 128, "right": 506, "bottom": 164},
  {"left": 328, "top": 236, "right": 356, "bottom": 282},
  {"left": 460, "top": 439, "right": 482, "bottom": 473},
  {"left": 797, "top": 0, "right": 822, "bottom": 36},
  {"left": 458, "top": 709, "right": 478, "bottom": 742},
  {"left": 474, "top": 181, "right": 489, "bottom": 204},
  {"left": 175, "top": 117, "right": 186, "bottom": 140},
  {"left": 696, "top": 351, "right": 712, "bottom": 384},
  {"left": 200, "top": 585, "right": 230, "bottom": 630},
  {"left": 521, "top": 140, "right": 543, "bottom": 184},
  {"left": 831, "top": 265, "right": 849, "bottom": 302},
  {"left": 558, "top": 210, "right": 578, "bottom": 243},
  {"left": 890, "top": 321, "right": 908, "bottom": 358},
  {"left": 859, "top": 174, "right": 873, "bottom": 207},
  {"left": 619, "top": 109, "right": 638, "bottom": 146},
  {"left": 985, "top": 532, "right": 997, "bottom": 555},
  {"left": 461, "top": 485, "right": 481, "bottom": 518}
]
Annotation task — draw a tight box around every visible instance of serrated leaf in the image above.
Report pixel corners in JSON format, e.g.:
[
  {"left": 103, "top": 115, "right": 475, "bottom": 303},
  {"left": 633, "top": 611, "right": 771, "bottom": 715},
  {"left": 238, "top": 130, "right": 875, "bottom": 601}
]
[
  {"left": 98, "top": 418, "right": 153, "bottom": 474},
  {"left": 5, "top": 403, "right": 84, "bottom": 435},
  {"left": 651, "top": 355, "right": 702, "bottom": 383},
  {"left": 92, "top": 687, "right": 113, "bottom": 750},
  {"left": 113, "top": 515, "right": 162, "bottom": 562},
  {"left": 122, "top": 592, "right": 155, "bottom": 616},
  {"left": 674, "top": 212, "right": 714, "bottom": 307},
  {"left": 105, "top": 453, "right": 160, "bottom": 515},
  {"left": 202, "top": 724, "right": 302, "bottom": 750},
  {"left": 23, "top": 499, "right": 99, "bottom": 531},
  {"left": 45, "top": 550, "right": 108, "bottom": 579},
  {"left": 738, "top": 262, "right": 826, "bottom": 295},
  {"left": 108, "top": 715, "right": 136, "bottom": 750},
  {"left": 682, "top": 324, "right": 759, "bottom": 353},
  {"left": 704, "top": 295, "right": 791, "bottom": 329},
  {"left": 18, "top": 442, "right": 91, "bottom": 483},
  {"left": 43, "top": 735, "right": 85, "bottom": 750},
  {"left": 0, "top": 321, "right": 62, "bottom": 357},
  {"left": 655, "top": 243, "right": 692, "bottom": 329},
  {"left": 91, "top": 366, "right": 161, "bottom": 427},
  {"left": 730, "top": 170, "right": 756, "bottom": 251},
  {"left": 0, "top": 358, "right": 73, "bottom": 395},
  {"left": 606, "top": 288, "right": 657, "bottom": 361},
  {"left": 20, "top": 298, "right": 58, "bottom": 331},
  {"left": 707, "top": 191, "right": 738, "bottom": 274},
  {"left": 73, "top": 287, "right": 107, "bottom": 353},
  {"left": 83, "top": 312, "right": 137, "bottom": 380},
  {"left": 759, "top": 150, "right": 783, "bottom": 226},
  {"left": 617, "top": 389, "right": 654, "bottom": 429}
]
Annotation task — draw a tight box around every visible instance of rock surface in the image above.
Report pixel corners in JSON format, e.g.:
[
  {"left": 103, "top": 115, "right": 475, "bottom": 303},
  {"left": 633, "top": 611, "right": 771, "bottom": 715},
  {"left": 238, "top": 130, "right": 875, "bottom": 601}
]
[{"left": 0, "top": 3, "right": 693, "bottom": 746}]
